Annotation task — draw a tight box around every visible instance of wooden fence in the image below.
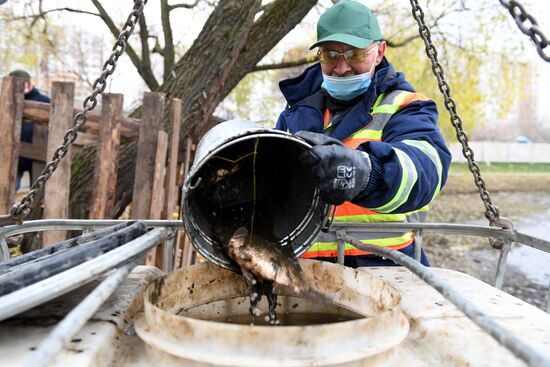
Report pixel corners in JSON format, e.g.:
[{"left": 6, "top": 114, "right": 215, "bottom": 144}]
[{"left": 0, "top": 76, "right": 196, "bottom": 270}]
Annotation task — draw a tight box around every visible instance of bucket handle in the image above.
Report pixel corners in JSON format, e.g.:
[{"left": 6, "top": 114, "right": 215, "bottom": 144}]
[
  {"left": 188, "top": 177, "right": 203, "bottom": 191},
  {"left": 321, "top": 205, "right": 336, "bottom": 233}
]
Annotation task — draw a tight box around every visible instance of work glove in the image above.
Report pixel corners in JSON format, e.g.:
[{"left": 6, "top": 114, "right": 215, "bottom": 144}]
[{"left": 295, "top": 131, "right": 372, "bottom": 205}]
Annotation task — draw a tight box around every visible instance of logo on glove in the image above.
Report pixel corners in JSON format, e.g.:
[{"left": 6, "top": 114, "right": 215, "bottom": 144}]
[{"left": 334, "top": 165, "right": 356, "bottom": 190}]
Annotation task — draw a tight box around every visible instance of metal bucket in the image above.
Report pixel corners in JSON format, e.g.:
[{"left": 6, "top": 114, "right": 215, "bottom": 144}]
[{"left": 181, "top": 120, "right": 330, "bottom": 271}]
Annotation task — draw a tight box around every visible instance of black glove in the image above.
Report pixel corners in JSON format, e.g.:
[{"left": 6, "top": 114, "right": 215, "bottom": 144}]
[{"left": 296, "top": 131, "right": 372, "bottom": 205}]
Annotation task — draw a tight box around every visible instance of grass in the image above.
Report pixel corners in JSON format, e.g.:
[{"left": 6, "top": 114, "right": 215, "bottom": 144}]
[{"left": 450, "top": 162, "right": 550, "bottom": 174}]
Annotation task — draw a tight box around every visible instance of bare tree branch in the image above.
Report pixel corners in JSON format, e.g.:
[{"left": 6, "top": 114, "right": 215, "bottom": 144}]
[
  {"left": 138, "top": 11, "right": 153, "bottom": 74},
  {"left": 168, "top": 0, "right": 199, "bottom": 11},
  {"left": 90, "top": 0, "right": 159, "bottom": 90},
  {"left": 8, "top": 7, "right": 100, "bottom": 21},
  {"left": 386, "top": 35, "right": 422, "bottom": 48},
  {"left": 221, "top": 0, "right": 318, "bottom": 98},
  {"left": 161, "top": 0, "right": 176, "bottom": 80},
  {"left": 252, "top": 56, "right": 317, "bottom": 72}
]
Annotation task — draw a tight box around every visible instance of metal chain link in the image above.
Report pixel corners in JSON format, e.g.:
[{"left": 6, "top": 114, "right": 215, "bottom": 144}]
[
  {"left": 6, "top": 0, "right": 147, "bottom": 224},
  {"left": 499, "top": 0, "right": 550, "bottom": 62},
  {"left": 409, "top": 0, "right": 512, "bottom": 232}
]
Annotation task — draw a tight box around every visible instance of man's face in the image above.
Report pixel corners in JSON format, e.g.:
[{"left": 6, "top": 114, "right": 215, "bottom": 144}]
[
  {"left": 24, "top": 82, "right": 32, "bottom": 94},
  {"left": 318, "top": 41, "right": 385, "bottom": 77}
]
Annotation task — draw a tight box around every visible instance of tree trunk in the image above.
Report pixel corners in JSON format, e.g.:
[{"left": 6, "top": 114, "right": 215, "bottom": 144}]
[{"left": 68, "top": 0, "right": 318, "bottom": 218}]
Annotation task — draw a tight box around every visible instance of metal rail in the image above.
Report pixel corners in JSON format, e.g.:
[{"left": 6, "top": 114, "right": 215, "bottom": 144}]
[
  {"left": 0, "top": 219, "right": 549, "bottom": 364},
  {"left": 345, "top": 235, "right": 550, "bottom": 367},
  {"left": 0, "top": 226, "right": 168, "bottom": 322},
  {"left": 24, "top": 261, "right": 137, "bottom": 367}
]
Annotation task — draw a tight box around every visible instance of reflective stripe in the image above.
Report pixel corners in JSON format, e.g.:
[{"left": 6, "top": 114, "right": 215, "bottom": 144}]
[
  {"left": 349, "top": 128, "right": 382, "bottom": 140},
  {"left": 399, "top": 92, "right": 430, "bottom": 109},
  {"left": 402, "top": 139, "right": 443, "bottom": 200},
  {"left": 312, "top": 90, "right": 433, "bottom": 258},
  {"left": 316, "top": 230, "right": 411, "bottom": 243},
  {"left": 372, "top": 104, "right": 399, "bottom": 114},
  {"left": 334, "top": 213, "right": 406, "bottom": 222},
  {"left": 335, "top": 202, "right": 378, "bottom": 216},
  {"left": 374, "top": 148, "right": 418, "bottom": 213},
  {"left": 334, "top": 202, "right": 407, "bottom": 221},
  {"left": 303, "top": 231, "right": 414, "bottom": 257}
]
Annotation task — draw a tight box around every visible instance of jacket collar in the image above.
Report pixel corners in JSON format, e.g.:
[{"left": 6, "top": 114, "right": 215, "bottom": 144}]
[{"left": 280, "top": 57, "right": 409, "bottom": 141}]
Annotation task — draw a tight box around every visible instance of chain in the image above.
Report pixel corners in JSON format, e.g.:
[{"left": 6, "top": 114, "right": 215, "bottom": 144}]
[
  {"left": 408, "top": 0, "right": 511, "bottom": 231},
  {"left": 4, "top": 0, "right": 147, "bottom": 225},
  {"left": 499, "top": 0, "right": 550, "bottom": 62}
]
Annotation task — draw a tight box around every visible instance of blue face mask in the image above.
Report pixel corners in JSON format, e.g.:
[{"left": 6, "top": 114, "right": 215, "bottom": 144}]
[{"left": 321, "top": 56, "right": 377, "bottom": 101}]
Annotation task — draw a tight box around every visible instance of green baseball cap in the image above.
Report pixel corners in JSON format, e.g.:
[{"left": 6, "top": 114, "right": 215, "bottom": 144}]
[
  {"left": 310, "top": 0, "right": 384, "bottom": 50},
  {"left": 9, "top": 69, "right": 31, "bottom": 81}
]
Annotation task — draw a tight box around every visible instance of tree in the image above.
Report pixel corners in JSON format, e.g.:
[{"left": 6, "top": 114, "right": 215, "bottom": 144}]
[
  {"left": 2, "top": 0, "right": 320, "bottom": 218},
  {"left": 2, "top": 0, "right": 535, "bottom": 219}
]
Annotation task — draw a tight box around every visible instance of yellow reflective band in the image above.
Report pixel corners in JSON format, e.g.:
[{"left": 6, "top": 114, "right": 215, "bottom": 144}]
[
  {"left": 372, "top": 104, "right": 399, "bottom": 114},
  {"left": 371, "top": 91, "right": 410, "bottom": 114},
  {"left": 402, "top": 139, "right": 443, "bottom": 201},
  {"left": 334, "top": 213, "right": 406, "bottom": 222},
  {"left": 349, "top": 129, "right": 382, "bottom": 140},
  {"left": 410, "top": 205, "right": 429, "bottom": 213},
  {"left": 374, "top": 148, "right": 418, "bottom": 213},
  {"left": 393, "top": 91, "right": 409, "bottom": 106},
  {"left": 372, "top": 93, "right": 385, "bottom": 109},
  {"left": 308, "top": 231, "right": 414, "bottom": 251}
]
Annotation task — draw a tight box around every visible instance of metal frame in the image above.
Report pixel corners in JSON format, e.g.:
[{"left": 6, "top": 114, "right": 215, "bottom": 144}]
[
  {"left": 344, "top": 234, "right": 550, "bottom": 367},
  {"left": 0, "top": 219, "right": 549, "bottom": 365},
  {"left": 24, "top": 261, "right": 137, "bottom": 367}
]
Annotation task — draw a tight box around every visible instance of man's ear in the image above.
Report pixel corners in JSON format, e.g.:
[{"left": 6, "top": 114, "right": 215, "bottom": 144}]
[{"left": 376, "top": 41, "right": 386, "bottom": 66}]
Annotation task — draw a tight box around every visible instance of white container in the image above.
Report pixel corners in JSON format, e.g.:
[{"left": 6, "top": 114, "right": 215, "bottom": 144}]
[{"left": 135, "top": 259, "right": 409, "bottom": 366}]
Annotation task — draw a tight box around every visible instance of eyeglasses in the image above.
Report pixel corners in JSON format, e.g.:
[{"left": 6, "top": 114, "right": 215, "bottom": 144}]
[{"left": 318, "top": 45, "right": 378, "bottom": 65}]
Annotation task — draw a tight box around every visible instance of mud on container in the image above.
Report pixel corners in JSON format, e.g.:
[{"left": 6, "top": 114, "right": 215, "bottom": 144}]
[{"left": 181, "top": 120, "right": 330, "bottom": 271}]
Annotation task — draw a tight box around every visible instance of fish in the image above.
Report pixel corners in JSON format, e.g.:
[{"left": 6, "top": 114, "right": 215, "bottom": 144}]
[
  {"left": 227, "top": 227, "right": 304, "bottom": 293},
  {"left": 227, "top": 227, "right": 329, "bottom": 301}
]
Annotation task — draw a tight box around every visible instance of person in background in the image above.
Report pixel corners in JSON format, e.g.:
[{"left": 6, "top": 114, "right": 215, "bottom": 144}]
[
  {"left": 276, "top": 0, "right": 451, "bottom": 267},
  {"left": 9, "top": 69, "right": 51, "bottom": 190}
]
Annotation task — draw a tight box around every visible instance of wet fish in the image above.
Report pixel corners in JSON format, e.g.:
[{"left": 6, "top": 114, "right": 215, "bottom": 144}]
[{"left": 227, "top": 227, "right": 309, "bottom": 295}]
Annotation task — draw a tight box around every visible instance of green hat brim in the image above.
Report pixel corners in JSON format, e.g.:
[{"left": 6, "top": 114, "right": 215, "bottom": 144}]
[{"left": 309, "top": 33, "right": 374, "bottom": 50}]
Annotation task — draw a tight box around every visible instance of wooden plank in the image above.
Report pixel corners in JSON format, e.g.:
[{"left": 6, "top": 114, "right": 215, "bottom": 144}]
[
  {"left": 89, "top": 93, "right": 123, "bottom": 219},
  {"left": 178, "top": 137, "right": 196, "bottom": 267},
  {"left": 74, "top": 132, "right": 99, "bottom": 147},
  {"left": 162, "top": 98, "right": 182, "bottom": 219},
  {"left": 181, "top": 235, "right": 195, "bottom": 267},
  {"left": 22, "top": 99, "right": 140, "bottom": 139},
  {"left": 130, "top": 92, "right": 164, "bottom": 219},
  {"left": 43, "top": 82, "right": 75, "bottom": 246},
  {"left": 173, "top": 231, "right": 183, "bottom": 269},
  {"left": 172, "top": 162, "right": 186, "bottom": 269},
  {"left": 150, "top": 131, "right": 169, "bottom": 220},
  {"left": 20, "top": 131, "right": 99, "bottom": 162},
  {"left": 0, "top": 77, "right": 25, "bottom": 214},
  {"left": 20, "top": 142, "right": 45, "bottom": 161},
  {"left": 31, "top": 125, "right": 48, "bottom": 192},
  {"left": 150, "top": 131, "right": 169, "bottom": 269}
]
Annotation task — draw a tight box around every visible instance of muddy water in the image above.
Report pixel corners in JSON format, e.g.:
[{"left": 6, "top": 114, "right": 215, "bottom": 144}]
[
  {"left": 507, "top": 206, "right": 550, "bottom": 286},
  {"left": 429, "top": 192, "right": 550, "bottom": 309},
  {"left": 211, "top": 311, "right": 363, "bottom": 326}
]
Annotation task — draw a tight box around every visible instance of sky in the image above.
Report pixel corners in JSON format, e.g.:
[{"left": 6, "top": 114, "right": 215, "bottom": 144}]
[{"left": 4, "top": 0, "right": 550, "bottom": 127}]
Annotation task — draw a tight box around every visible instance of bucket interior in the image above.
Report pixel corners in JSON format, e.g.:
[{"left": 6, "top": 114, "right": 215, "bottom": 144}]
[{"left": 185, "top": 135, "right": 322, "bottom": 266}]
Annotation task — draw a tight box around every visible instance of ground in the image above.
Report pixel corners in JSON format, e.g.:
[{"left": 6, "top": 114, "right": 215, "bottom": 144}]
[{"left": 425, "top": 170, "right": 550, "bottom": 310}]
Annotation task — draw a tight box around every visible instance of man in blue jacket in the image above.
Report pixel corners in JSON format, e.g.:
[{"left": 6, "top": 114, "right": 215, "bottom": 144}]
[
  {"left": 9, "top": 70, "right": 51, "bottom": 190},
  {"left": 276, "top": 1, "right": 451, "bottom": 267}
]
